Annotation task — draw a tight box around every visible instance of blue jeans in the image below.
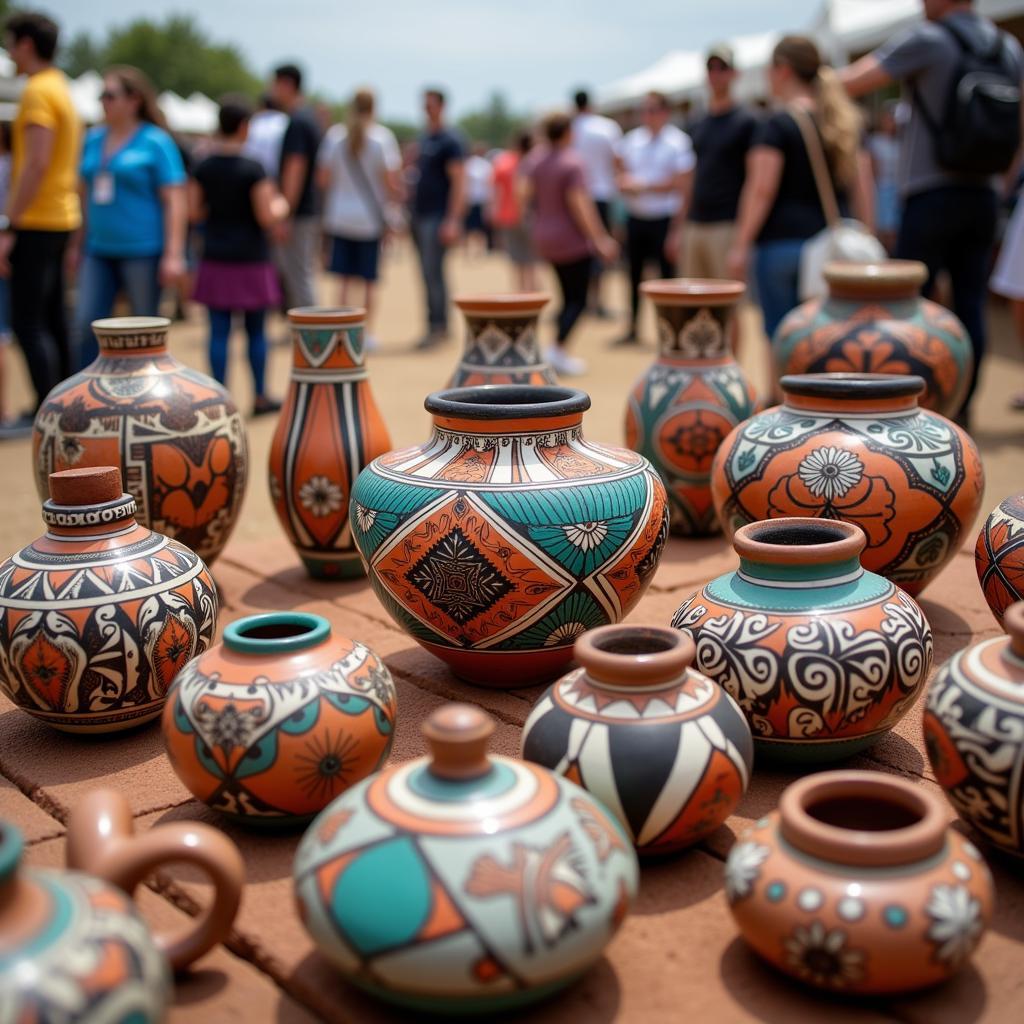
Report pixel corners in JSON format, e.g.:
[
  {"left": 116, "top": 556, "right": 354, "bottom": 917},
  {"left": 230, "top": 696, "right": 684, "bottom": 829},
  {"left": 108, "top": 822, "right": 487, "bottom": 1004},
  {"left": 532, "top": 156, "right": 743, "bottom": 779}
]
[
  {"left": 75, "top": 253, "right": 161, "bottom": 367},
  {"left": 208, "top": 308, "right": 267, "bottom": 397},
  {"left": 411, "top": 213, "right": 448, "bottom": 332},
  {"left": 755, "top": 239, "right": 805, "bottom": 341}
]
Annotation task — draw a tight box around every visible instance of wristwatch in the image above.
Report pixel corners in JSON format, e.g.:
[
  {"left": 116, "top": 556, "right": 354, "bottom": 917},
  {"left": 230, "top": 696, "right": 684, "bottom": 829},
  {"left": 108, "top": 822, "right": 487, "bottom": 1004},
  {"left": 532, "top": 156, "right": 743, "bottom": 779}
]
[{"left": 0, "top": 215, "right": 11, "bottom": 232}]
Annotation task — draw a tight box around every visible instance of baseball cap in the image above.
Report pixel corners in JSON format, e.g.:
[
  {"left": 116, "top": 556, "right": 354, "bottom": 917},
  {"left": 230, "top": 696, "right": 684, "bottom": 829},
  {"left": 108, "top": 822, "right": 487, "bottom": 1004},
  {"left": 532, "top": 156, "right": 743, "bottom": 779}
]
[{"left": 706, "top": 43, "right": 735, "bottom": 69}]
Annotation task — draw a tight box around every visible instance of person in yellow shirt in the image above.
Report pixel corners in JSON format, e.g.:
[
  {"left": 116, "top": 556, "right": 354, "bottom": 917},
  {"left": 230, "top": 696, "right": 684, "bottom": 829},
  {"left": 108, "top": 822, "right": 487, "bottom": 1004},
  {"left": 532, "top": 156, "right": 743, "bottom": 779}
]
[{"left": 0, "top": 12, "right": 81, "bottom": 417}]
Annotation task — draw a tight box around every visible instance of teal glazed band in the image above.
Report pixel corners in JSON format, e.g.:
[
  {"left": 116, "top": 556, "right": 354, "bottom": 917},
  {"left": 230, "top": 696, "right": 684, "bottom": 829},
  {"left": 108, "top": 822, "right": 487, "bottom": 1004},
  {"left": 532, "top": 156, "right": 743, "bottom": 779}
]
[
  {"left": 0, "top": 823, "right": 23, "bottom": 883},
  {"left": 223, "top": 612, "right": 331, "bottom": 654}
]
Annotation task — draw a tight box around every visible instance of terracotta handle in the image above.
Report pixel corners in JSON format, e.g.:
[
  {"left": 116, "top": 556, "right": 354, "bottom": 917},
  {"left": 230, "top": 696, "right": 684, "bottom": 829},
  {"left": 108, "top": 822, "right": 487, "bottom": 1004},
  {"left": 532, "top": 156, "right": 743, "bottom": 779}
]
[{"left": 66, "top": 789, "right": 244, "bottom": 971}]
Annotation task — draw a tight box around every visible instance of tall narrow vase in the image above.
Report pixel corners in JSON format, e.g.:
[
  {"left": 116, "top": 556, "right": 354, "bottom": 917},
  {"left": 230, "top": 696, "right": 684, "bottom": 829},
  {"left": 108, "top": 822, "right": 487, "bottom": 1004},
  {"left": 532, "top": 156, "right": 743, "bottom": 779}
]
[
  {"left": 625, "top": 279, "right": 757, "bottom": 535},
  {"left": 269, "top": 307, "right": 392, "bottom": 579},
  {"left": 449, "top": 294, "right": 556, "bottom": 386}
]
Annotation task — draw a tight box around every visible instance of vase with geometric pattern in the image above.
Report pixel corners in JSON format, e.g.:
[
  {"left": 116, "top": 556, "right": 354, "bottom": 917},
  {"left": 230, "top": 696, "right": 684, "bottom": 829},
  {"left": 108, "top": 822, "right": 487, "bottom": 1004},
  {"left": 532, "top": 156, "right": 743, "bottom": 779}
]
[{"left": 975, "top": 492, "right": 1024, "bottom": 627}]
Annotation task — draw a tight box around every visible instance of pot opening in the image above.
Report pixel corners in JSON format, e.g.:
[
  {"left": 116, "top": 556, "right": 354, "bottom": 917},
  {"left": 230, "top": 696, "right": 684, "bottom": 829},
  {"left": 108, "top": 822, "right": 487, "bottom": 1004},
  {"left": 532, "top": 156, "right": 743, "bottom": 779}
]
[
  {"left": 805, "top": 794, "right": 924, "bottom": 833},
  {"left": 750, "top": 523, "right": 849, "bottom": 547},
  {"left": 425, "top": 385, "right": 591, "bottom": 420},
  {"left": 223, "top": 612, "right": 331, "bottom": 654},
  {"left": 235, "top": 621, "right": 317, "bottom": 641},
  {"left": 593, "top": 631, "right": 678, "bottom": 657}
]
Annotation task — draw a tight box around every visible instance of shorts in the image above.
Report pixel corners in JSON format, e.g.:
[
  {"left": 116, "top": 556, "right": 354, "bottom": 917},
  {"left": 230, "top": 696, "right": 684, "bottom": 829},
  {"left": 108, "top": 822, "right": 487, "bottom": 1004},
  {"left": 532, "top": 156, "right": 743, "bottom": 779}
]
[
  {"left": 328, "top": 234, "right": 381, "bottom": 282},
  {"left": 465, "top": 204, "right": 486, "bottom": 233},
  {"left": 680, "top": 221, "right": 736, "bottom": 279}
]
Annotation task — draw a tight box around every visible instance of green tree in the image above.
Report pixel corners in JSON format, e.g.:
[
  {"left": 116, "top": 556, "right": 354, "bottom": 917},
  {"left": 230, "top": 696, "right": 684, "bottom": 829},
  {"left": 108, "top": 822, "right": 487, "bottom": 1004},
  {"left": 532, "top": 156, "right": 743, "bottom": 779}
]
[
  {"left": 382, "top": 119, "right": 418, "bottom": 146},
  {"left": 457, "top": 92, "right": 526, "bottom": 149},
  {"left": 59, "top": 31, "right": 104, "bottom": 79}
]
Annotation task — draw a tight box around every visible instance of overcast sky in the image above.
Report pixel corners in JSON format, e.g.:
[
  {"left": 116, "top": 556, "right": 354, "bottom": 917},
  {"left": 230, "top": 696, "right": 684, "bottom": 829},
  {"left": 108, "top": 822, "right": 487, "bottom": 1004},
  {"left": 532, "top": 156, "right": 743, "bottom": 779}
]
[{"left": 46, "top": 0, "right": 824, "bottom": 120}]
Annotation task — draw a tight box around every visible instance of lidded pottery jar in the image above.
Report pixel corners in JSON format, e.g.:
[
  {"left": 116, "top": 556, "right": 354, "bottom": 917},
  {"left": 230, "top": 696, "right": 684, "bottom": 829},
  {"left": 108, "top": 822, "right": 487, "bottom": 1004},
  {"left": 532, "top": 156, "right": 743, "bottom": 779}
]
[
  {"left": 163, "top": 611, "right": 397, "bottom": 827},
  {"left": 725, "top": 771, "right": 993, "bottom": 994},
  {"left": 32, "top": 316, "right": 248, "bottom": 564},
  {"left": 521, "top": 624, "right": 752, "bottom": 853},
  {"left": 924, "top": 601, "right": 1024, "bottom": 857},
  {"left": 772, "top": 260, "right": 973, "bottom": 418},
  {"left": 293, "top": 703, "right": 638, "bottom": 1013},
  {"left": 671, "top": 518, "right": 933, "bottom": 761},
  {"left": 350, "top": 385, "right": 669, "bottom": 687},
  {"left": 0, "top": 467, "right": 218, "bottom": 733},
  {"left": 449, "top": 293, "right": 556, "bottom": 387},
  {"left": 975, "top": 492, "right": 1024, "bottom": 627},
  {"left": 269, "top": 306, "right": 392, "bottom": 579},
  {"left": 711, "top": 373, "right": 985, "bottom": 595},
  {"left": 625, "top": 278, "right": 758, "bottom": 536}
]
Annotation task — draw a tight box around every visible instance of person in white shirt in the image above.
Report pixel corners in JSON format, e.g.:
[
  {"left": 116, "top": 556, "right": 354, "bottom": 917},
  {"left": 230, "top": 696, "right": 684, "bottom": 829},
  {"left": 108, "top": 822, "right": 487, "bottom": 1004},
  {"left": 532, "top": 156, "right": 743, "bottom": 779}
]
[
  {"left": 614, "top": 90, "right": 696, "bottom": 344},
  {"left": 242, "top": 96, "right": 288, "bottom": 180},
  {"left": 463, "top": 143, "right": 493, "bottom": 258},
  {"left": 316, "top": 88, "right": 401, "bottom": 345}
]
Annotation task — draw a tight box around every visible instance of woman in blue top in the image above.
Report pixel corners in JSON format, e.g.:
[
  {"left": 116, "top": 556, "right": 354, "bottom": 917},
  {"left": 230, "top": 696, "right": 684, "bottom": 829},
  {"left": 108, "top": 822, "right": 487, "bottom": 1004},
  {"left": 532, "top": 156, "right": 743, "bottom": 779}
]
[{"left": 73, "top": 66, "right": 187, "bottom": 367}]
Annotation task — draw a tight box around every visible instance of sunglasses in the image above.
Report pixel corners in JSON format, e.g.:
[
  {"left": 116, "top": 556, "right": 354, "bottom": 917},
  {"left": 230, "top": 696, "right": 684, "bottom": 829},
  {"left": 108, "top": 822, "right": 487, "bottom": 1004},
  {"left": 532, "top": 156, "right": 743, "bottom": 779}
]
[{"left": 99, "top": 90, "right": 125, "bottom": 102}]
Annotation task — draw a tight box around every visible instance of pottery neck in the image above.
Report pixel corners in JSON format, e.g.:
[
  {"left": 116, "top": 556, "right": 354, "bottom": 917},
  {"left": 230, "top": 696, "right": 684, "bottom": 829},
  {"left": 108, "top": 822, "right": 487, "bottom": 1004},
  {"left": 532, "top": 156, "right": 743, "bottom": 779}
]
[
  {"left": 90, "top": 316, "right": 172, "bottom": 370},
  {"left": 42, "top": 490, "right": 141, "bottom": 543},
  {"left": 456, "top": 295, "right": 548, "bottom": 368},
  {"left": 221, "top": 612, "right": 332, "bottom": 659},
  {"left": 733, "top": 518, "right": 866, "bottom": 589},
  {"left": 575, "top": 625, "right": 694, "bottom": 692},
  {"left": 653, "top": 300, "right": 736, "bottom": 364},
  {"left": 780, "top": 373, "right": 924, "bottom": 417},
  {"left": 824, "top": 261, "right": 925, "bottom": 305},
  {"left": 288, "top": 308, "right": 367, "bottom": 382}
]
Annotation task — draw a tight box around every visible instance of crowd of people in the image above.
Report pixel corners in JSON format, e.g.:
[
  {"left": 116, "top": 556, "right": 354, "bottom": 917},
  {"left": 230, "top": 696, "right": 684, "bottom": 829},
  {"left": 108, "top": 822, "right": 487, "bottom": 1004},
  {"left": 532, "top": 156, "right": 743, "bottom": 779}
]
[{"left": 0, "top": 0, "right": 1021, "bottom": 436}]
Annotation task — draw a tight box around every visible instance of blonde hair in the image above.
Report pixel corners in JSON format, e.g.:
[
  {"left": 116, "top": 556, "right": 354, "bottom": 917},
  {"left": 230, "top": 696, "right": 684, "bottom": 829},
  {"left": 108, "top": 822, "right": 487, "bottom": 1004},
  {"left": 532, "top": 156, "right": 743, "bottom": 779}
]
[
  {"left": 773, "top": 35, "right": 862, "bottom": 187},
  {"left": 347, "top": 88, "right": 375, "bottom": 157}
]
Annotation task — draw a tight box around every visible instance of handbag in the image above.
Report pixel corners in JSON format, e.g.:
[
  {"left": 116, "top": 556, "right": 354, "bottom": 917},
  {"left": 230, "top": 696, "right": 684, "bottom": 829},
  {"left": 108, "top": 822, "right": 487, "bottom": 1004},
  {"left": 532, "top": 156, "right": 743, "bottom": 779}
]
[{"left": 789, "top": 105, "right": 885, "bottom": 301}]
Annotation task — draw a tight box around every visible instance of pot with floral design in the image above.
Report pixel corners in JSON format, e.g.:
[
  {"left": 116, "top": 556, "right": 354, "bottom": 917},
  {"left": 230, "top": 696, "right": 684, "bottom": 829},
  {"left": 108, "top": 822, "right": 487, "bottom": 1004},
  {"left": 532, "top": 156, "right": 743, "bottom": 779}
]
[
  {"left": 924, "top": 601, "right": 1024, "bottom": 857},
  {"left": 269, "top": 307, "right": 392, "bottom": 579},
  {"left": 521, "top": 624, "right": 752, "bottom": 853},
  {"left": 449, "top": 294, "right": 556, "bottom": 387},
  {"left": 711, "top": 373, "right": 984, "bottom": 595},
  {"left": 772, "top": 261, "right": 973, "bottom": 418},
  {"left": 163, "top": 611, "right": 397, "bottom": 827},
  {"left": 625, "top": 279, "right": 758, "bottom": 536},
  {"left": 350, "top": 385, "right": 669, "bottom": 687},
  {"left": 32, "top": 317, "right": 247, "bottom": 565},
  {"left": 975, "top": 492, "right": 1024, "bottom": 627},
  {"left": 725, "top": 770, "right": 993, "bottom": 994},
  {"left": 294, "top": 703, "right": 638, "bottom": 1012},
  {"left": 671, "top": 517, "right": 933, "bottom": 761},
  {"left": 0, "top": 467, "right": 218, "bottom": 733}
]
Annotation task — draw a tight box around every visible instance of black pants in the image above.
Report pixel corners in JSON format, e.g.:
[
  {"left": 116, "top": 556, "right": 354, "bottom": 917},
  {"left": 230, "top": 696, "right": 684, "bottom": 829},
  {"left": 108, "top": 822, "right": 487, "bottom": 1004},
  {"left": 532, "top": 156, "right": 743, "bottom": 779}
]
[
  {"left": 896, "top": 186, "right": 999, "bottom": 415},
  {"left": 11, "top": 228, "right": 72, "bottom": 408},
  {"left": 552, "top": 256, "right": 592, "bottom": 344},
  {"left": 626, "top": 215, "right": 673, "bottom": 327}
]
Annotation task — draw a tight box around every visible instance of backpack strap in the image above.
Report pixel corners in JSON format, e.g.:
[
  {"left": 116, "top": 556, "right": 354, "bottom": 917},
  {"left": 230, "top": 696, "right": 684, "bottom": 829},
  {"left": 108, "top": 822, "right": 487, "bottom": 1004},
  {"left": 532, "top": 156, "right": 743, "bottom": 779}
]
[{"left": 787, "top": 105, "right": 841, "bottom": 228}]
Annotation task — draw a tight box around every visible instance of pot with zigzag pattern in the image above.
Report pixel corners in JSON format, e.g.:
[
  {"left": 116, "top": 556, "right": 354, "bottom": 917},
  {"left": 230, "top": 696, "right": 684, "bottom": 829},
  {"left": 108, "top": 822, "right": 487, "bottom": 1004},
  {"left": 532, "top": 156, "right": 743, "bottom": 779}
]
[{"left": 350, "top": 385, "right": 669, "bottom": 687}]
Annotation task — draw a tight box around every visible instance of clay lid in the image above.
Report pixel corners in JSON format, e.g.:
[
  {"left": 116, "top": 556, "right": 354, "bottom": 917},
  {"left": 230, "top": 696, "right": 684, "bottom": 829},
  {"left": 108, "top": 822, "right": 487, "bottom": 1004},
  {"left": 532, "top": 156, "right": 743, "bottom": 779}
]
[
  {"left": 48, "top": 467, "right": 123, "bottom": 506},
  {"left": 825, "top": 260, "right": 926, "bottom": 299},
  {"left": 422, "top": 704, "right": 495, "bottom": 780},
  {"left": 454, "top": 293, "right": 550, "bottom": 314},
  {"left": 734, "top": 517, "right": 866, "bottom": 566},
  {"left": 1006, "top": 603, "right": 1024, "bottom": 659},
  {"left": 640, "top": 278, "right": 745, "bottom": 306},
  {"left": 288, "top": 306, "right": 366, "bottom": 325},
  {"left": 575, "top": 625, "right": 695, "bottom": 687}
]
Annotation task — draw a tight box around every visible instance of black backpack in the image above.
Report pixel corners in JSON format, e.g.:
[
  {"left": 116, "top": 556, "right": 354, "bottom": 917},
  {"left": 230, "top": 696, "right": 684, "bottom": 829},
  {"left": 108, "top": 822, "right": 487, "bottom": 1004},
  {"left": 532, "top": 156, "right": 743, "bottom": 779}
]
[{"left": 912, "top": 18, "right": 1022, "bottom": 175}]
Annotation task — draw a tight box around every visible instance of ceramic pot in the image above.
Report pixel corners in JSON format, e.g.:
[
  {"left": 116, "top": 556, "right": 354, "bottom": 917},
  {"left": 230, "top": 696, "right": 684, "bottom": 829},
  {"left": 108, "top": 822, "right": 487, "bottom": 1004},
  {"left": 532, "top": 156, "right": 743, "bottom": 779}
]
[
  {"left": 725, "top": 771, "right": 993, "bottom": 994},
  {"left": 0, "top": 467, "right": 218, "bottom": 733},
  {"left": 975, "top": 492, "right": 1024, "bottom": 627},
  {"left": 772, "top": 261, "right": 973, "bottom": 418},
  {"left": 350, "top": 385, "right": 669, "bottom": 687},
  {"left": 711, "top": 373, "right": 984, "bottom": 596},
  {"left": 163, "top": 611, "right": 397, "bottom": 827},
  {"left": 449, "top": 294, "right": 556, "bottom": 387},
  {"left": 32, "top": 316, "right": 247, "bottom": 564},
  {"left": 924, "top": 602, "right": 1024, "bottom": 857},
  {"left": 671, "top": 518, "right": 933, "bottom": 762},
  {"left": 269, "top": 307, "right": 392, "bottom": 579},
  {"left": 0, "top": 789, "right": 244, "bottom": 1020},
  {"left": 294, "top": 703, "right": 638, "bottom": 1013},
  {"left": 521, "top": 624, "right": 752, "bottom": 853},
  {"left": 625, "top": 279, "right": 758, "bottom": 536}
]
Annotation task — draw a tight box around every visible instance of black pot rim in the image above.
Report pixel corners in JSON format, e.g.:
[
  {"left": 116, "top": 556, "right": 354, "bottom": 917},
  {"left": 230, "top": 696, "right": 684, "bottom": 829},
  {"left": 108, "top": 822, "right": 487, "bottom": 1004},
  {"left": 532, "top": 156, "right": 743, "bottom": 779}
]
[
  {"left": 425, "top": 385, "right": 591, "bottom": 419},
  {"left": 780, "top": 372, "right": 925, "bottom": 400}
]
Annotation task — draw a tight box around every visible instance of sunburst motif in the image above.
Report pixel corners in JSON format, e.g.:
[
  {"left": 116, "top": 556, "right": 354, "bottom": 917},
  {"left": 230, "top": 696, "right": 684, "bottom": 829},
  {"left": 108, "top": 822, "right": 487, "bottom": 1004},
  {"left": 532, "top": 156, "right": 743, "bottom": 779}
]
[{"left": 295, "top": 729, "right": 360, "bottom": 802}]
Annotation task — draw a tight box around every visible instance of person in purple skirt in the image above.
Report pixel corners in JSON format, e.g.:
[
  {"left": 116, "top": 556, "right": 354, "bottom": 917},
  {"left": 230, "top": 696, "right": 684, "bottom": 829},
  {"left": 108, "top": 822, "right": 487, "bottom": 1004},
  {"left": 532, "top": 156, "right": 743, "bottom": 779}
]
[{"left": 190, "top": 95, "right": 287, "bottom": 415}]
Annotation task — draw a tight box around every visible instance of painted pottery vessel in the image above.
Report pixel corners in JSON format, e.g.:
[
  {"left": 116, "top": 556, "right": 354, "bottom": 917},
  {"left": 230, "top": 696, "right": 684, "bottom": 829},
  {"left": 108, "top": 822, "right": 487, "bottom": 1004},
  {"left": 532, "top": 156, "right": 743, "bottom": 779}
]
[
  {"left": 521, "top": 624, "right": 752, "bottom": 853},
  {"left": 350, "top": 385, "right": 669, "bottom": 687},
  {"left": 450, "top": 294, "right": 556, "bottom": 387},
  {"left": 711, "top": 373, "right": 984, "bottom": 595},
  {"left": 726, "top": 771, "right": 993, "bottom": 994},
  {"left": 772, "top": 261, "right": 973, "bottom": 418},
  {"left": 32, "top": 316, "right": 247, "bottom": 564},
  {"left": 269, "top": 307, "right": 392, "bottom": 579},
  {"left": 975, "top": 492, "right": 1024, "bottom": 627},
  {"left": 625, "top": 279, "right": 758, "bottom": 536},
  {"left": 163, "top": 612, "right": 397, "bottom": 826},
  {"left": 0, "top": 467, "right": 218, "bottom": 733},
  {"left": 671, "top": 518, "right": 933, "bottom": 761},
  {"left": 924, "top": 602, "right": 1024, "bottom": 857},
  {"left": 294, "top": 703, "right": 638, "bottom": 1013}
]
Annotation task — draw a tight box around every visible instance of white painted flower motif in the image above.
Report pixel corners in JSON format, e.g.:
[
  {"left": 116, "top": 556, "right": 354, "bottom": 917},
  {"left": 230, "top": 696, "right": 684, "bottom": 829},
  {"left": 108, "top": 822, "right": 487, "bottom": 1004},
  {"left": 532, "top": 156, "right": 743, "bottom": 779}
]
[
  {"left": 926, "top": 884, "right": 983, "bottom": 966},
  {"left": 562, "top": 521, "right": 608, "bottom": 551},
  {"left": 299, "top": 476, "right": 343, "bottom": 518},
  {"left": 797, "top": 446, "right": 864, "bottom": 500},
  {"left": 354, "top": 503, "right": 377, "bottom": 534},
  {"left": 724, "top": 841, "right": 771, "bottom": 902},
  {"left": 784, "top": 921, "right": 866, "bottom": 988},
  {"left": 544, "top": 621, "right": 587, "bottom": 646}
]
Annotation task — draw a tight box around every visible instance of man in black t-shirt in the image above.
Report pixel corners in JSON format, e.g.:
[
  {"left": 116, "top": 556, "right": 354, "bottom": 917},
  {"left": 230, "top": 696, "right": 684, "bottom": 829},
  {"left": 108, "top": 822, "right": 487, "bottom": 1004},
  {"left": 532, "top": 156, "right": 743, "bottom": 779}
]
[
  {"left": 668, "top": 44, "right": 757, "bottom": 279},
  {"left": 270, "top": 63, "right": 321, "bottom": 308}
]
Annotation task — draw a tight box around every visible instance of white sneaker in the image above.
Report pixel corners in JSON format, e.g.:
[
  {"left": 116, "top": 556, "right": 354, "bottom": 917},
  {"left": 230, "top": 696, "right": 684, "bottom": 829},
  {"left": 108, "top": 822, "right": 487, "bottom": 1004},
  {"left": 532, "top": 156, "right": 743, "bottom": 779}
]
[{"left": 545, "top": 346, "right": 588, "bottom": 377}]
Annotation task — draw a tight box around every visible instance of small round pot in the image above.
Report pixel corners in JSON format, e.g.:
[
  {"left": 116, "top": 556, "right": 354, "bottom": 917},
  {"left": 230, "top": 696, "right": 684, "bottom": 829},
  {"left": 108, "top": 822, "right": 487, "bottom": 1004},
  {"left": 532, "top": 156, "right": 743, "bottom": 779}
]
[
  {"left": 521, "top": 624, "right": 752, "bottom": 853},
  {"left": 671, "top": 517, "right": 933, "bottom": 762},
  {"left": 163, "top": 612, "right": 397, "bottom": 827},
  {"left": 726, "top": 771, "right": 993, "bottom": 994},
  {"left": 975, "top": 492, "right": 1024, "bottom": 627},
  {"left": 924, "top": 601, "right": 1024, "bottom": 857}
]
